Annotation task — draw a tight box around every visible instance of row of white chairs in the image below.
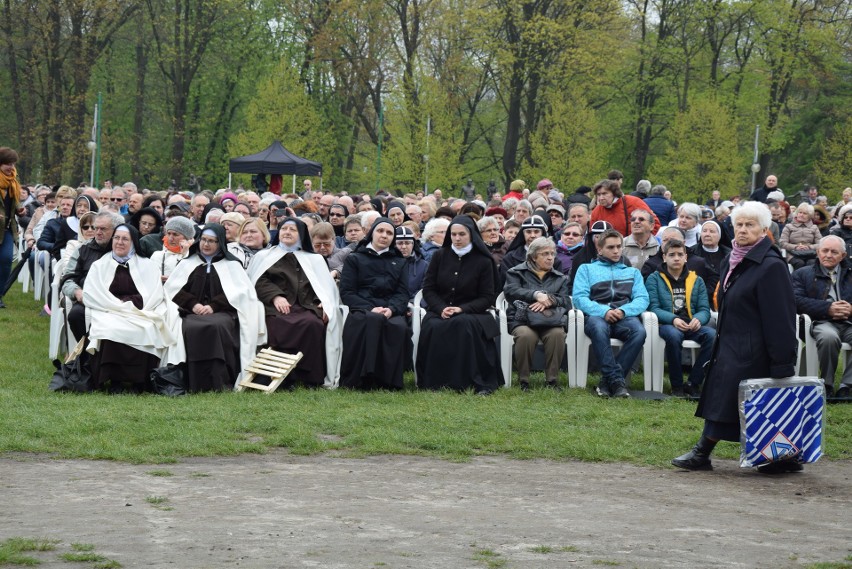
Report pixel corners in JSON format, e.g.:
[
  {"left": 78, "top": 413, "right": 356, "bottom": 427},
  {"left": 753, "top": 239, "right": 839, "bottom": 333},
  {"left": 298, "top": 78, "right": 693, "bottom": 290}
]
[{"left": 411, "top": 290, "right": 721, "bottom": 392}]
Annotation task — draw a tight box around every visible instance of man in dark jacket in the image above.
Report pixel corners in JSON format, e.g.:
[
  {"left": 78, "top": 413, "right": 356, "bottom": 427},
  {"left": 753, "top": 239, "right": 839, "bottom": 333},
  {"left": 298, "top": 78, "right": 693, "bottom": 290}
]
[
  {"left": 645, "top": 184, "right": 677, "bottom": 226},
  {"left": 792, "top": 235, "right": 852, "bottom": 398},
  {"left": 60, "top": 210, "right": 123, "bottom": 341}
]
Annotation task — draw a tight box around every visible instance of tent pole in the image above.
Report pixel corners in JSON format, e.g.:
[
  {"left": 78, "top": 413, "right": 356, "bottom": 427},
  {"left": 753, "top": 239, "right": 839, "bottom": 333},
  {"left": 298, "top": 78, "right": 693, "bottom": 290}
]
[
  {"left": 319, "top": 176, "right": 323, "bottom": 192},
  {"left": 228, "top": 173, "right": 232, "bottom": 190},
  {"left": 292, "top": 175, "right": 296, "bottom": 193}
]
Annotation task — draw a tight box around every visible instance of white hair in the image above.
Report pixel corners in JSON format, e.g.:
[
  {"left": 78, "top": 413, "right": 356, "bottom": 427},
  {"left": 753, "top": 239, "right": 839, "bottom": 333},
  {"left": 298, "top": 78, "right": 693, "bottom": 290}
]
[
  {"left": 422, "top": 217, "right": 450, "bottom": 243},
  {"left": 731, "top": 201, "right": 772, "bottom": 230}
]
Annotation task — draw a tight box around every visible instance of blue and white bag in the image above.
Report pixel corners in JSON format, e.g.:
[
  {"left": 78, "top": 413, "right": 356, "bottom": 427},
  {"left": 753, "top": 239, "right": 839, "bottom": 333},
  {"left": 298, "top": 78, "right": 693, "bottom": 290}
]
[{"left": 738, "top": 377, "right": 825, "bottom": 468}]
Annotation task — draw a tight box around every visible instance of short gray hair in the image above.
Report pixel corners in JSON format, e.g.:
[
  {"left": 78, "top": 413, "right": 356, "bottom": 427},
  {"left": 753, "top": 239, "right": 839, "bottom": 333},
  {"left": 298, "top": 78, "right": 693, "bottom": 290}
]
[
  {"left": 796, "top": 203, "right": 814, "bottom": 216},
  {"left": 650, "top": 184, "right": 667, "bottom": 196},
  {"left": 731, "top": 201, "right": 772, "bottom": 230},
  {"left": 819, "top": 235, "right": 845, "bottom": 251},
  {"left": 477, "top": 215, "right": 500, "bottom": 233},
  {"left": 422, "top": 217, "right": 450, "bottom": 243},
  {"left": 678, "top": 202, "right": 701, "bottom": 222},
  {"left": 95, "top": 209, "right": 124, "bottom": 229},
  {"left": 526, "top": 236, "right": 556, "bottom": 263}
]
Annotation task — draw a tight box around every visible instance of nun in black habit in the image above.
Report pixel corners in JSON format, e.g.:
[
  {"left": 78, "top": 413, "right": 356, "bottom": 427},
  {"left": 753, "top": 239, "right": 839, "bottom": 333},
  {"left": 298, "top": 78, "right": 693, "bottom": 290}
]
[
  {"left": 415, "top": 215, "right": 503, "bottom": 394},
  {"left": 339, "top": 218, "right": 409, "bottom": 390},
  {"left": 164, "top": 223, "right": 264, "bottom": 392}
]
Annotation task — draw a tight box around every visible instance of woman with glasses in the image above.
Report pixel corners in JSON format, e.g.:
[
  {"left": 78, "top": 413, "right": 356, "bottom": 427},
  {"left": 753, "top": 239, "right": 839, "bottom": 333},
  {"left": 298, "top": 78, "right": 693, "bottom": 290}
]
[
  {"left": 130, "top": 207, "right": 163, "bottom": 238},
  {"left": 477, "top": 215, "right": 507, "bottom": 270},
  {"left": 85, "top": 224, "right": 181, "bottom": 392},
  {"left": 555, "top": 221, "right": 585, "bottom": 282},
  {"left": 165, "top": 223, "right": 264, "bottom": 392}
]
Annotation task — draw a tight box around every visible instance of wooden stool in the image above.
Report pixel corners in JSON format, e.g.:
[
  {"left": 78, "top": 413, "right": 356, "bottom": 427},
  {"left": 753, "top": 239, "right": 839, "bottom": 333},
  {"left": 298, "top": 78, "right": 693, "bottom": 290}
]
[{"left": 236, "top": 348, "right": 304, "bottom": 393}]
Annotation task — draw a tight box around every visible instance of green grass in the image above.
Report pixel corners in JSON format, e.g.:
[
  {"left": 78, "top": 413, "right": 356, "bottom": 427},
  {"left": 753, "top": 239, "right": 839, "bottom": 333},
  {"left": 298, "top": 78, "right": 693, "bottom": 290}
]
[
  {"left": 806, "top": 556, "right": 852, "bottom": 569},
  {"left": 0, "top": 537, "right": 58, "bottom": 565},
  {"left": 472, "top": 549, "right": 507, "bottom": 568},
  {"left": 2, "top": 287, "right": 852, "bottom": 466},
  {"left": 59, "top": 552, "right": 107, "bottom": 562}
]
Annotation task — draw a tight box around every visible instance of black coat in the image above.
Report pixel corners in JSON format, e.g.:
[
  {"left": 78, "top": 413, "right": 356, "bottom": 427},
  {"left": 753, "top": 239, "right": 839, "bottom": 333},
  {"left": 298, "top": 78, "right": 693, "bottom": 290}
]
[
  {"left": 792, "top": 260, "right": 852, "bottom": 322},
  {"left": 504, "top": 261, "right": 571, "bottom": 328},
  {"left": 696, "top": 237, "right": 797, "bottom": 430},
  {"left": 340, "top": 243, "right": 409, "bottom": 316},
  {"left": 37, "top": 216, "right": 78, "bottom": 260}
]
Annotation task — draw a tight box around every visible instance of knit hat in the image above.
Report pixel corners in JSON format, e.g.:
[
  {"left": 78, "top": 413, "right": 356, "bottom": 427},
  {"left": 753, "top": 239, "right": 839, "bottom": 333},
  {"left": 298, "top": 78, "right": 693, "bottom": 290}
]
[
  {"left": 395, "top": 225, "right": 416, "bottom": 241},
  {"left": 219, "top": 192, "right": 239, "bottom": 205},
  {"left": 167, "top": 201, "right": 190, "bottom": 212},
  {"left": 485, "top": 206, "right": 508, "bottom": 218},
  {"left": 165, "top": 216, "right": 196, "bottom": 239},
  {"left": 219, "top": 212, "right": 245, "bottom": 227},
  {"left": 509, "top": 179, "right": 526, "bottom": 192},
  {"left": 548, "top": 189, "right": 563, "bottom": 203},
  {"left": 536, "top": 179, "right": 553, "bottom": 191},
  {"left": 546, "top": 204, "right": 565, "bottom": 216},
  {"left": 521, "top": 215, "right": 549, "bottom": 233}
]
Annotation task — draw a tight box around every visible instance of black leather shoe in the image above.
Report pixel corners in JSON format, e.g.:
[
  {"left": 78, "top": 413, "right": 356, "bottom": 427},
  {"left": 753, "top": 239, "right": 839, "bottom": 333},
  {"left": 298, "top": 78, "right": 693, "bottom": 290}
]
[
  {"left": 0, "top": 297, "right": 6, "bottom": 308},
  {"left": 835, "top": 385, "right": 850, "bottom": 399},
  {"left": 825, "top": 383, "right": 834, "bottom": 398},
  {"left": 545, "top": 380, "right": 562, "bottom": 391},
  {"left": 672, "top": 436, "right": 716, "bottom": 471},
  {"left": 757, "top": 460, "right": 804, "bottom": 474},
  {"left": 519, "top": 381, "right": 530, "bottom": 392}
]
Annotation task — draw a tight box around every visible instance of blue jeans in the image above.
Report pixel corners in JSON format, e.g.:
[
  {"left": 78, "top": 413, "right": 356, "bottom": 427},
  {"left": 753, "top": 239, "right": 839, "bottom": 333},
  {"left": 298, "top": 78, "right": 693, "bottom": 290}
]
[
  {"left": 0, "top": 229, "right": 14, "bottom": 296},
  {"left": 658, "top": 324, "right": 716, "bottom": 388},
  {"left": 584, "top": 315, "right": 646, "bottom": 387}
]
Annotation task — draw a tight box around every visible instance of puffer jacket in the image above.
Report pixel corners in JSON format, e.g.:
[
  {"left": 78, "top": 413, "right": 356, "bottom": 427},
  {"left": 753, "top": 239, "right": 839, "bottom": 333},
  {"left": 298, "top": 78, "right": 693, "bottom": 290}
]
[
  {"left": 779, "top": 220, "right": 820, "bottom": 253},
  {"left": 340, "top": 242, "right": 409, "bottom": 316},
  {"left": 503, "top": 261, "right": 572, "bottom": 328},
  {"left": 572, "top": 256, "right": 649, "bottom": 319}
]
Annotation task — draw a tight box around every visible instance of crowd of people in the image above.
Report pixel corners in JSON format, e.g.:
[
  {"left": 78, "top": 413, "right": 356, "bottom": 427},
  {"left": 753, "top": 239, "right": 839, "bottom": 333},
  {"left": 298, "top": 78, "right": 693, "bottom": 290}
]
[{"left": 3, "top": 146, "right": 850, "bottom": 471}]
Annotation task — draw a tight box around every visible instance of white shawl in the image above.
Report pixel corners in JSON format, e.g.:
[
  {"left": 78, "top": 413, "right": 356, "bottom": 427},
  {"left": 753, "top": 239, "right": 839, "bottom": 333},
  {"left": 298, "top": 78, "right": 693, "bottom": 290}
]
[
  {"left": 164, "top": 255, "right": 267, "bottom": 387},
  {"left": 84, "top": 254, "right": 183, "bottom": 364},
  {"left": 248, "top": 247, "right": 343, "bottom": 388}
]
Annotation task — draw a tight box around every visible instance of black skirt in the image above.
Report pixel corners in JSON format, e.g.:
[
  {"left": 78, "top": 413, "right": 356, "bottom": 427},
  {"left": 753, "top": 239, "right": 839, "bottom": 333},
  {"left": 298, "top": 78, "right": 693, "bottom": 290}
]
[
  {"left": 340, "top": 311, "right": 406, "bottom": 390},
  {"left": 415, "top": 313, "right": 502, "bottom": 393},
  {"left": 182, "top": 312, "right": 239, "bottom": 392},
  {"left": 265, "top": 304, "right": 327, "bottom": 386}
]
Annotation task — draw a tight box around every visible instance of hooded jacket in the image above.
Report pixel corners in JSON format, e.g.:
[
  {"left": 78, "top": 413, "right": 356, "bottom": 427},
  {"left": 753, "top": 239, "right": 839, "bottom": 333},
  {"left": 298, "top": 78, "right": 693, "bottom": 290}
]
[{"left": 572, "top": 256, "right": 649, "bottom": 319}]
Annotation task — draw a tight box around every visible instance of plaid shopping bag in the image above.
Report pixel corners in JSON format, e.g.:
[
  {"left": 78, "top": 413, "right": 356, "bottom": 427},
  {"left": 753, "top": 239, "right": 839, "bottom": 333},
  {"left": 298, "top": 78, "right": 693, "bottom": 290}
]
[{"left": 738, "top": 377, "right": 825, "bottom": 468}]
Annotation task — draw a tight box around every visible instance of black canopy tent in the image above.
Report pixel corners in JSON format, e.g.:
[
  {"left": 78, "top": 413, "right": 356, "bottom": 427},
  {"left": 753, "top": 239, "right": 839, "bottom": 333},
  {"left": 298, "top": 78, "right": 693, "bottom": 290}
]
[{"left": 228, "top": 140, "right": 322, "bottom": 192}]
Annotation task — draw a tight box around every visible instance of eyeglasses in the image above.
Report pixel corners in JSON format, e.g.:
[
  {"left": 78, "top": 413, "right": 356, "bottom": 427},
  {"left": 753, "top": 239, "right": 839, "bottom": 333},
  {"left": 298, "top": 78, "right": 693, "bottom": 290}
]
[
  {"left": 630, "top": 216, "right": 649, "bottom": 222},
  {"left": 328, "top": 213, "right": 345, "bottom": 217},
  {"left": 81, "top": 225, "right": 94, "bottom": 230},
  {"left": 110, "top": 197, "right": 124, "bottom": 202},
  {"left": 563, "top": 232, "right": 582, "bottom": 237},
  {"left": 199, "top": 237, "right": 219, "bottom": 245},
  {"left": 93, "top": 226, "right": 111, "bottom": 232}
]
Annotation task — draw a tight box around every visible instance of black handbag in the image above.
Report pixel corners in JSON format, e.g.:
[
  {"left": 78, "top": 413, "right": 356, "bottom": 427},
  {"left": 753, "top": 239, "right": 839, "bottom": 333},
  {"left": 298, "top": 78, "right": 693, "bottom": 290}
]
[
  {"left": 150, "top": 364, "right": 186, "bottom": 396},
  {"left": 48, "top": 357, "right": 92, "bottom": 392},
  {"left": 513, "top": 300, "right": 567, "bottom": 329}
]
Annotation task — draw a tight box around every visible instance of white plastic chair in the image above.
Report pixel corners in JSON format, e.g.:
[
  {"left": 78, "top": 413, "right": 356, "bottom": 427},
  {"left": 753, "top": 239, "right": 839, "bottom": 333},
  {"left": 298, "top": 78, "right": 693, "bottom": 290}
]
[
  {"left": 411, "top": 289, "right": 424, "bottom": 386},
  {"left": 569, "top": 309, "right": 655, "bottom": 390},
  {"left": 496, "top": 292, "right": 572, "bottom": 388},
  {"left": 16, "top": 233, "right": 30, "bottom": 293},
  {"left": 644, "top": 312, "right": 718, "bottom": 393},
  {"left": 800, "top": 312, "right": 852, "bottom": 379}
]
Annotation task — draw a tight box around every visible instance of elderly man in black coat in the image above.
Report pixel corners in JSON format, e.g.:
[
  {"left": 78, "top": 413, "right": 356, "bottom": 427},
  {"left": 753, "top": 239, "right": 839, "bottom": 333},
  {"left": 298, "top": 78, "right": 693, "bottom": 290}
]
[{"left": 792, "top": 235, "right": 852, "bottom": 398}]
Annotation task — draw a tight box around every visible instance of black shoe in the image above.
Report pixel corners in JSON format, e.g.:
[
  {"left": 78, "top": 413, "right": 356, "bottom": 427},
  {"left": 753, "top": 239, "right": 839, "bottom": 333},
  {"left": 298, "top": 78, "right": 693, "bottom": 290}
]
[
  {"left": 476, "top": 389, "right": 494, "bottom": 396},
  {"left": 835, "top": 385, "right": 850, "bottom": 399},
  {"left": 757, "top": 460, "right": 804, "bottom": 474},
  {"left": 0, "top": 297, "right": 5, "bottom": 308},
  {"left": 683, "top": 383, "right": 700, "bottom": 398},
  {"left": 672, "top": 436, "right": 716, "bottom": 471},
  {"left": 611, "top": 385, "right": 630, "bottom": 398},
  {"left": 825, "top": 383, "right": 834, "bottom": 398},
  {"left": 519, "top": 381, "right": 530, "bottom": 392},
  {"left": 671, "top": 386, "right": 685, "bottom": 397},
  {"left": 545, "top": 380, "right": 562, "bottom": 392},
  {"left": 596, "top": 383, "right": 611, "bottom": 398}
]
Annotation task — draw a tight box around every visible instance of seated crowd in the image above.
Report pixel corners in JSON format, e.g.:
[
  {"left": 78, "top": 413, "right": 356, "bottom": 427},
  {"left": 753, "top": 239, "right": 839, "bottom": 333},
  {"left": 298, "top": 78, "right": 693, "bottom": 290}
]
[{"left": 7, "top": 155, "right": 852, "bottom": 399}]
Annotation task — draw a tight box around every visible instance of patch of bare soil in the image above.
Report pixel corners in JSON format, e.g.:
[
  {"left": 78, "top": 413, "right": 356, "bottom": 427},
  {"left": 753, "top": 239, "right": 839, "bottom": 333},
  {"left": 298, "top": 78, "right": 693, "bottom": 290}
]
[{"left": 2, "top": 453, "right": 851, "bottom": 568}]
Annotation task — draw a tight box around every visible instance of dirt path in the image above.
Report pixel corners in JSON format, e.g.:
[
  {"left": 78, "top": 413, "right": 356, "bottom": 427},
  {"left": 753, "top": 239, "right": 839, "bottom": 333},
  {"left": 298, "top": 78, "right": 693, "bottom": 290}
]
[{"left": 2, "top": 453, "right": 851, "bottom": 568}]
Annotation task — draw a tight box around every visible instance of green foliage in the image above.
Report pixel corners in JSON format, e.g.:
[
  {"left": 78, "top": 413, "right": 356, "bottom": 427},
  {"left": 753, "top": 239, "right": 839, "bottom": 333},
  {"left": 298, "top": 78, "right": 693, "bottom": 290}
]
[
  {"left": 527, "top": 88, "right": 609, "bottom": 189},
  {"left": 815, "top": 117, "right": 852, "bottom": 194},
  {"left": 650, "top": 96, "right": 747, "bottom": 203}
]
